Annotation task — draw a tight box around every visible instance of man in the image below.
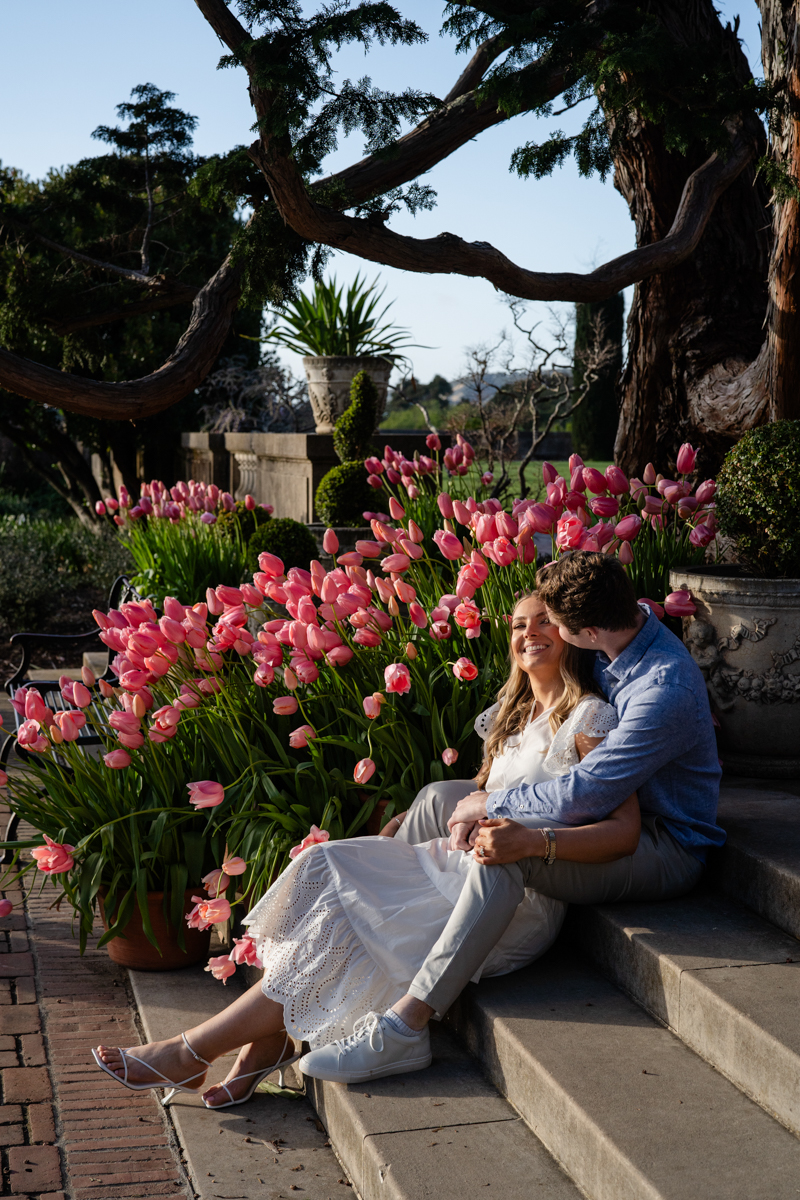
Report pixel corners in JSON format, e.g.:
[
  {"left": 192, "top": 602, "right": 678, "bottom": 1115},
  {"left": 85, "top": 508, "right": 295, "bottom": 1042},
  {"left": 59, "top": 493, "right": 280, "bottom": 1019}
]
[{"left": 299, "top": 551, "right": 723, "bottom": 1083}]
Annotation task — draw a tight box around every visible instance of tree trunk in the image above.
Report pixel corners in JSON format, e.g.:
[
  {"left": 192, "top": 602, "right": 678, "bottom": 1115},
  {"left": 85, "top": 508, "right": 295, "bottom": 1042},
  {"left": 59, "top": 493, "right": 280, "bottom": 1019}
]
[
  {"left": 614, "top": 1, "right": 771, "bottom": 477},
  {"left": 758, "top": 0, "right": 800, "bottom": 423}
]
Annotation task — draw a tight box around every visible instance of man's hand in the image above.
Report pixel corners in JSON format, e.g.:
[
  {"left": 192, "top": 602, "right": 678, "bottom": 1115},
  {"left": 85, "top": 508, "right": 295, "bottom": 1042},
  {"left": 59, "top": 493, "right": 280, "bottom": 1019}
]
[
  {"left": 447, "top": 791, "right": 489, "bottom": 831},
  {"left": 472, "top": 818, "right": 542, "bottom": 866}
]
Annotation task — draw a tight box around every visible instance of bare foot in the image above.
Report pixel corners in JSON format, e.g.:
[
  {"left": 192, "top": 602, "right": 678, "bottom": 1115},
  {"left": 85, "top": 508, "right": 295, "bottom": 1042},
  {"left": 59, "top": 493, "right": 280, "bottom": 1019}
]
[
  {"left": 202, "top": 1032, "right": 295, "bottom": 1108},
  {"left": 94, "top": 1036, "right": 210, "bottom": 1090}
]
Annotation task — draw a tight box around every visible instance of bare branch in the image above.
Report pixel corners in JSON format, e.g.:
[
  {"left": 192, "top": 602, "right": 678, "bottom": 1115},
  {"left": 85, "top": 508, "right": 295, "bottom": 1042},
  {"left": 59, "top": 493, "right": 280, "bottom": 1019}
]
[
  {"left": 443, "top": 35, "right": 507, "bottom": 104},
  {"left": 414, "top": 400, "right": 438, "bottom": 433}
]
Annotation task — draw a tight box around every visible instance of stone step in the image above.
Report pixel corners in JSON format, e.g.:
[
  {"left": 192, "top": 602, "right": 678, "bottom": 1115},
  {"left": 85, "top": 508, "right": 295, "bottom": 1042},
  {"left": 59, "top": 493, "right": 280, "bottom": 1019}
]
[
  {"left": 305, "top": 1026, "right": 582, "bottom": 1200},
  {"left": 445, "top": 945, "right": 800, "bottom": 1200},
  {"left": 711, "top": 786, "right": 800, "bottom": 940},
  {"left": 567, "top": 890, "right": 800, "bottom": 1136}
]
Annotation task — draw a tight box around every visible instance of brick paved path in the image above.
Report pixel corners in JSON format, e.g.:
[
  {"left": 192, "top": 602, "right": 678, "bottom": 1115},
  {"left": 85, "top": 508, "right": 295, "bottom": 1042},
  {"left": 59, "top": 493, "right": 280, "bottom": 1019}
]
[{"left": 0, "top": 848, "right": 192, "bottom": 1199}]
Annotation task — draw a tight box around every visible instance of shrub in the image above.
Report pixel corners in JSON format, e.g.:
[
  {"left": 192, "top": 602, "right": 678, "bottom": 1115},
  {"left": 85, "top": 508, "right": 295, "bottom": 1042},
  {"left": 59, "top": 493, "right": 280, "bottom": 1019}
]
[
  {"left": 246, "top": 518, "right": 319, "bottom": 575},
  {"left": 333, "top": 370, "right": 379, "bottom": 463},
  {"left": 717, "top": 420, "right": 800, "bottom": 577},
  {"left": 0, "top": 519, "right": 130, "bottom": 638},
  {"left": 315, "top": 461, "right": 376, "bottom": 527},
  {"left": 216, "top": 499, "right": 271, "bottom": 545}
]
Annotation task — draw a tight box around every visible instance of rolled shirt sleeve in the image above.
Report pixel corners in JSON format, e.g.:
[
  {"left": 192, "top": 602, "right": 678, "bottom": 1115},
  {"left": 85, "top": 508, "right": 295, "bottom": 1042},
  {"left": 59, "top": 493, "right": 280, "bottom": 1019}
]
[{"left": 486, "top": 681, "right": 699, "bottom": 824}]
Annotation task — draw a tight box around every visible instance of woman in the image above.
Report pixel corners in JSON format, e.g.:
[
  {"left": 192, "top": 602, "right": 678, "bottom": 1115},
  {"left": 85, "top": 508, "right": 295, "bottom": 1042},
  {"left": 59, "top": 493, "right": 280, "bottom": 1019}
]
[{"left": 93, "top": 593, "right": 638, "bottom": 1109}]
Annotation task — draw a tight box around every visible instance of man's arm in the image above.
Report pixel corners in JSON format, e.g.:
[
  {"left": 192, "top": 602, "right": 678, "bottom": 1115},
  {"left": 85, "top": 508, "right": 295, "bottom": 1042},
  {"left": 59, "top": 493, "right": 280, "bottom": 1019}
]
[{"left": 484, "top": 682, "right": 700, "bottom": 825}]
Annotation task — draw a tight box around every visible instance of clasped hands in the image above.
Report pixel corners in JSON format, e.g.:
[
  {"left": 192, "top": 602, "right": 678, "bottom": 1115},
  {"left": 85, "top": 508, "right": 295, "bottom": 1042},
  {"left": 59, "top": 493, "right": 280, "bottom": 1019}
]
[{"left": 447, "top": 792, "right": 536, "bottom": 865}]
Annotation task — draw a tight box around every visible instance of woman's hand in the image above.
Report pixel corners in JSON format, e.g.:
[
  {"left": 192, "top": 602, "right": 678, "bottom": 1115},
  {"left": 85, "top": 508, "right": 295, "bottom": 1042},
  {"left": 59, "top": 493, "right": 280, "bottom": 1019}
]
[{"left": 472, "top": 819, "right": 542, "bottom": 865}]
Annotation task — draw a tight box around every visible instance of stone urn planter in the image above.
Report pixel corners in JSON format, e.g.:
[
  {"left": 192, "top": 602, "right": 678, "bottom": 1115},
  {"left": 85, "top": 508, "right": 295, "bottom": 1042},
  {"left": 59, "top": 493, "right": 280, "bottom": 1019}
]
[
  {"left": 303, "top": 356, "right": 391, "bottom": 434},
  {"left": 670, "top": 566, "right": 800, "bottom": 778}
]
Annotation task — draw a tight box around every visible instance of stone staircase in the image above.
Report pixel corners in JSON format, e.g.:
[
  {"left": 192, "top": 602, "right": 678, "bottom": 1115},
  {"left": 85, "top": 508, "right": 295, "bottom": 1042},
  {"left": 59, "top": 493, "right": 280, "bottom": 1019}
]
[{"left": 304, "top": 783, "right": 800, "bottom": 1200}]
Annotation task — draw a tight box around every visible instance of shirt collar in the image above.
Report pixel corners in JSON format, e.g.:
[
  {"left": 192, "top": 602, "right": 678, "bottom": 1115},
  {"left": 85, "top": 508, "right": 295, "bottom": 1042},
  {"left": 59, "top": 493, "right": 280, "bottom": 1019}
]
[{"left": 597, "top": 604, "right": 660, "bottom": 681}]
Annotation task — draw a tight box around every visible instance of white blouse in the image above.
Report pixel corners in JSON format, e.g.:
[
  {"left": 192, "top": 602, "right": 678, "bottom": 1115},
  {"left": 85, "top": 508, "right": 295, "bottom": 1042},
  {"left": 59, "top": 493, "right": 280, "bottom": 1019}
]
[{"left": 475, "top": 694, "right": 619, "bottom": 788}]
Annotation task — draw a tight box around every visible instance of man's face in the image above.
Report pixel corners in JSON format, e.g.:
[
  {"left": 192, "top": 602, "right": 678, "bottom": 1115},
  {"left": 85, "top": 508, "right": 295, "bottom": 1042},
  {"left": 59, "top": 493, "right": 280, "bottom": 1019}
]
[{"left": 543, "top": 605, "right": 598, "bottom": 649}]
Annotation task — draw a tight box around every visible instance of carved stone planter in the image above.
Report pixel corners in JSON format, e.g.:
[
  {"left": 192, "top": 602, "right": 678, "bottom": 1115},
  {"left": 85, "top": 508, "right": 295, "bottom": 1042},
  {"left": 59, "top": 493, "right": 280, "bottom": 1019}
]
[
  {"left": 670, "top": 566, "right": 800, "bottom": 778},
  {"left": 303, "top": 356, "right": 391, "bottom": 434}
]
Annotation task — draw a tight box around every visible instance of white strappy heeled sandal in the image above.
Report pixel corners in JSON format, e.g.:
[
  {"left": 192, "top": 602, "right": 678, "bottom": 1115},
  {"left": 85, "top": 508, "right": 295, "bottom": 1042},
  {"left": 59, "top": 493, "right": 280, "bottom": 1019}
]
[
  {"left": 92, "top": 1032, "right": 211, "bottom": 1106},
  {"left": 203, "top": 1032, "right": 303, "bottom": 1110}
]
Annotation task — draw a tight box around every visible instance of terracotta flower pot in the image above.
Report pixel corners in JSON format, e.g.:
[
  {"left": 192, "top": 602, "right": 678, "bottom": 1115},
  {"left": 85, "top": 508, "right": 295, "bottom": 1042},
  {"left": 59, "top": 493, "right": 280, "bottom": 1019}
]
[{"left": 98, "top": 889, "right": 211, "bottom": 971}]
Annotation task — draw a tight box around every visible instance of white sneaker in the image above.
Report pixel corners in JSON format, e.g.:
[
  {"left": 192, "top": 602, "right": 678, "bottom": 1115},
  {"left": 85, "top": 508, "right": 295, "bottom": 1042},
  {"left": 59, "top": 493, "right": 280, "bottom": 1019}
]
[{"left": 299, "top": 1012, "right": 431, "bottom": 1084}]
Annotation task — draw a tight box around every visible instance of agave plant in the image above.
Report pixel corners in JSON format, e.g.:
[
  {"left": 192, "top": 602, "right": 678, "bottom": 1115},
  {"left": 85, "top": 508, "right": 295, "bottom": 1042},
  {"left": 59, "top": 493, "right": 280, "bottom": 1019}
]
[{"left": 264, "top": 273, "right": 417, "bottom": 361}]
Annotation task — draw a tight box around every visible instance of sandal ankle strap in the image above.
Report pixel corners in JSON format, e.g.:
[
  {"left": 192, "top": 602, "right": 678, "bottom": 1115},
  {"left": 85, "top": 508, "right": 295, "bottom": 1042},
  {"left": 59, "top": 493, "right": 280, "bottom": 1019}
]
[{"left": 182, "top": 1032, "right": 211, "bottom": 1066}]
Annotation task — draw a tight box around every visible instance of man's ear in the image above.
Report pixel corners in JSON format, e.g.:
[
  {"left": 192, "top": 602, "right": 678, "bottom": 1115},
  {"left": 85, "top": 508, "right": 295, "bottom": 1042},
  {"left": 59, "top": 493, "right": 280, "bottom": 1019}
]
[{"left": 582, "top": 627, "right": 600, "bottom": 643}]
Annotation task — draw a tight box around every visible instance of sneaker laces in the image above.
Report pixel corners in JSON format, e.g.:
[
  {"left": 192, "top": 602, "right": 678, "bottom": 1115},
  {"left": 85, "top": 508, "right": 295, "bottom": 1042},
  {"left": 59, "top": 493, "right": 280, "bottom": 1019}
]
[{"left": 334, "top": 1011, "right": 384, "bottom": 1055}]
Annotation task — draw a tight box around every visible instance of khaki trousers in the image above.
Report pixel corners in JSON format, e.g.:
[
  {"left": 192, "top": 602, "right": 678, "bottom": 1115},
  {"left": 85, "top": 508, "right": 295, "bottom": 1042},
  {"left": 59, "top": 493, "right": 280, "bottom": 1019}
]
[{"left": 395, "top": 780, "right": 704, "bottom": 1015}]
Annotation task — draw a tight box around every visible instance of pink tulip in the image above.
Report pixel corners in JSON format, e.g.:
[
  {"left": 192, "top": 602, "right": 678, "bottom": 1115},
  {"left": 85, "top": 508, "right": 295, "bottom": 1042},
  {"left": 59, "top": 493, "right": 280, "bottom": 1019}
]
[
  {"left": 676, "top": 443, "right": 698, "bottom": 474},
  {"left": 119, "top": 670, "right": 151, "bottom": 692},
  {"left": 284, "top": 666, "right": 298, "bottom": 691},
  {"left": 323, "top": 528, "right": 339, "bottom": 555},
  {"left": 409, "top": 602, "right": 428, "bottom": 628},
  {"left": 289, "top": 724, "right": 316, "bottom": 749},
  {"left": 605, "top": 465, "right": 629, "bottom": 495},
  {"left": 432, "top": 530, "right": 464, "bottom": 561},
  {"left": 0, "top": 899, "right": 12, "bottom": 916},
  {"left": 618, "top": 541, "right": 634, "bottom": 566},
  {"left": 454, "top": 601, "right": 481, "bottom": 637},
  {"left": 0, "top": 770, "right": 7, "bottom": 789},
  {"left": 389, "top": 497, "right": 405, "bottom": 520},
  {"left": 452, "top": 500, "right": 471, "bottom": 526},
  {"left": 205, "top": 955, "right": 237, "bottom": 984},
  {"left": 187, "top": 895, "right": 231, "bottom": 930},
  {"left": 221, "top": 492, "right": 235, "bottom": 512},
  {"left": 556, "top": 513, "right": 586, "bottom": 551},
  {"left": 71, "top": 681, "right": 92, "bottom": 708},
  {"left": 614, "top": 514, "right": 642, "bottom": 542},
  {"left": 437, "top": 493, "right": 454, "bottom": 519},
  {"left": 103, "top": 749, "right": 131, "bottom": 770},
  {"left": 690, "top": 523, "right": 714, "bottom": 548},
  {"left": 187, "top": 780, "right": 225, "bottom": 809},
  {"left": 481, "top": 472, "right": 494, "bottom": 486},
  {"left": 244, "top": 494, "right": 256, "bottom": 511},
  {"left": 442, "top": 748, "right": 459, "bottom": 766},
  {"left": 453, "top": 657, "right": 478, "bottom": 681},
  {"left": 355, "top": 540, "right": 383, "bottom": 558},
  {"left": 590, "top": 496, "right": 619, "bottom": 519},
  {"left": 326, "top": 645, "right": 354, "bottom": 667},
  {"left": 664, "top": 590, "right": 697, "bottom": 618},
  {"left": 53, "top": 711, "right": 85, "bottom": 741},
  {"left": 24, "top": 690, "right": 48, "bottom": 723},
  {"left": 337, "top": 552, "right": 363, "bottom": 568},
  {"left": 116, "top": 730, "right": 145, "bottom": 750},
  {"left": 583, "top": 467, "right": 608, "bottom": 494},
  {"left": 222, "top": 856, "right": 247, "bottom": 877},
  {"left": 363, "top": 693, "right": 384, "bottom": 719},
  {"left": 695, "top": 479, "right": 716, "bottom": 504},
  {"left": 381, "top": 553, "right": 411, "bottom": 573},
  {"left": 230, "top": 935, "right": 262, "bottom": 968},
  {"left": 109, "top": 711, "right": 141, "bottom": 736},
  {"left": 258, "top": 551, "right": 285, "bottom": 578},
  {"left": 290, "top": 824, "right": 330, "bottom": 859},
  {"left": 202, "top": 868, "right": 230, "bottom": 895},
  {"left": 487, "top": 537, "right": 517, "bottom": 567},
  {"left": 384, "top": 663, "right": 411, "bottom": 694},
  {"left": 364, "top": 456, "right": 384, "bottom": 475},
  {"left": 95, "top": 501, "right": 107, "bottom": 516},
  {"left": 17, "top": 720, "right": 47, "bottom": 752},
  {"left": 216, "top": 585, "right": 243, "bottom": 608},
  {"left": 31, "top": 835, "right": 75, "bottom": 875},
  {"left": 429, "top": 621, "right": 452, "bottom": 641},
  {"left": 353, "top": 758, "right": 376, "bottom": 785},
  {"left": 273, "top": 695, "right": 299, "bottom": 716},
  {"left": 426, "top": 433, "right": 442, "bottom": 452}
]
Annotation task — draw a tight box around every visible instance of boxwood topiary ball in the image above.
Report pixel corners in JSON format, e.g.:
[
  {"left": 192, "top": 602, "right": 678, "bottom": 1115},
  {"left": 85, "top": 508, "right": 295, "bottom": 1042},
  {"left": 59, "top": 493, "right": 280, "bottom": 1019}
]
[
  {"left": 216, "top": 499, "right": 271, "bottom": 545},
  {"left": 246, "top": 518, "right": 319, "bottom": 576},
  {"left": 717, "top": 419, "right": 800, "bottom": 577},
  {"left": 315, "top": 460, "right": 375, "bottom": 527}
]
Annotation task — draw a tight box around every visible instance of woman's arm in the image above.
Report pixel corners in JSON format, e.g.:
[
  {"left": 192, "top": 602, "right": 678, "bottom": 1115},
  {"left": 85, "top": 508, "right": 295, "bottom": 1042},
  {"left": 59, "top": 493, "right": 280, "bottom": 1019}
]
[
  {"left": 472, "top": 790, "right": 640, "bottom": 866},
  {"left": 473, "top": 731, "right": 641, "bottom": 866}
]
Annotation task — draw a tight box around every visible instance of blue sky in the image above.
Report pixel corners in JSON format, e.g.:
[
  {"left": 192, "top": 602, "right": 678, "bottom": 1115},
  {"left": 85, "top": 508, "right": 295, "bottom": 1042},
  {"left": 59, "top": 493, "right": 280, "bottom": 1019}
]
[{"left": 1, "top": 1, "right": 763, "bottom": 385}]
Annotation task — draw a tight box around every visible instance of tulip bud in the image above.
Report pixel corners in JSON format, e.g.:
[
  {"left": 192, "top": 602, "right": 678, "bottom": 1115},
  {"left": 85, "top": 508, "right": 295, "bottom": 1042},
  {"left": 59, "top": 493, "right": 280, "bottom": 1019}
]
[
  {"left": 643, "top": 462, "right": 656, "bottom": 485},
  {"left": 618, "top": 541, "right": 634, "bottom": 565},
  {"left": 322, "top": 528, "right": 339, "bottom": 555},
  {"left": 132, "top": 694, "right": 147, "bottom": 719},
  {"left": 81, "top": 665, "right": 96, "bottom": 688},
  {"left": 405, "top": 642, "right": 418, "bottom": 659}
]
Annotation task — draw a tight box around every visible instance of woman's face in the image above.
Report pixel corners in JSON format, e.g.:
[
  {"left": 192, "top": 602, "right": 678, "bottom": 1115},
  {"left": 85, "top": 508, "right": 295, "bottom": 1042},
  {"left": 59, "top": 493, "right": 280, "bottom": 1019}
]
[{"left": 510, "top": 595, "right": 565, "bottom": 679}]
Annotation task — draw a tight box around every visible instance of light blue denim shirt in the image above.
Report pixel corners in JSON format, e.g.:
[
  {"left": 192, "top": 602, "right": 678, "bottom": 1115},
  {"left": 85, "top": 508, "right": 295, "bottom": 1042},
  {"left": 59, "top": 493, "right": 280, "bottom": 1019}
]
[{"left": 486, "top": 606, "right": 724, "bottom": 860}]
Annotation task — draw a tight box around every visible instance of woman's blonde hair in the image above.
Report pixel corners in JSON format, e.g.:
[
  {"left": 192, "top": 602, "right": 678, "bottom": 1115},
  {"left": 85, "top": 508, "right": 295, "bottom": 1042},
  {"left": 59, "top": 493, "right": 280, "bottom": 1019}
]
[{"left": 474, "top": 591, "right": 602, "bottom": 789}]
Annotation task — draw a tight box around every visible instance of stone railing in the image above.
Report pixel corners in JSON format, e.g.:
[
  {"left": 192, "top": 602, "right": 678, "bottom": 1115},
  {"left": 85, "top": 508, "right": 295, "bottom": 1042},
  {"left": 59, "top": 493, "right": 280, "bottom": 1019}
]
[{"left": 179, "top": 428, "right": 573, "bottom": 524}]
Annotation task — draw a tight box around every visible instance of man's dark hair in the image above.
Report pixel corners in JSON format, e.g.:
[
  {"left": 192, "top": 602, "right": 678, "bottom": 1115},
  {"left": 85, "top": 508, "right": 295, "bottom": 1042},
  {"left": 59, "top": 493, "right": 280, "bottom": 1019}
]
[{"left": 536, "top": 551, "right": 641, "bottom": 633}]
